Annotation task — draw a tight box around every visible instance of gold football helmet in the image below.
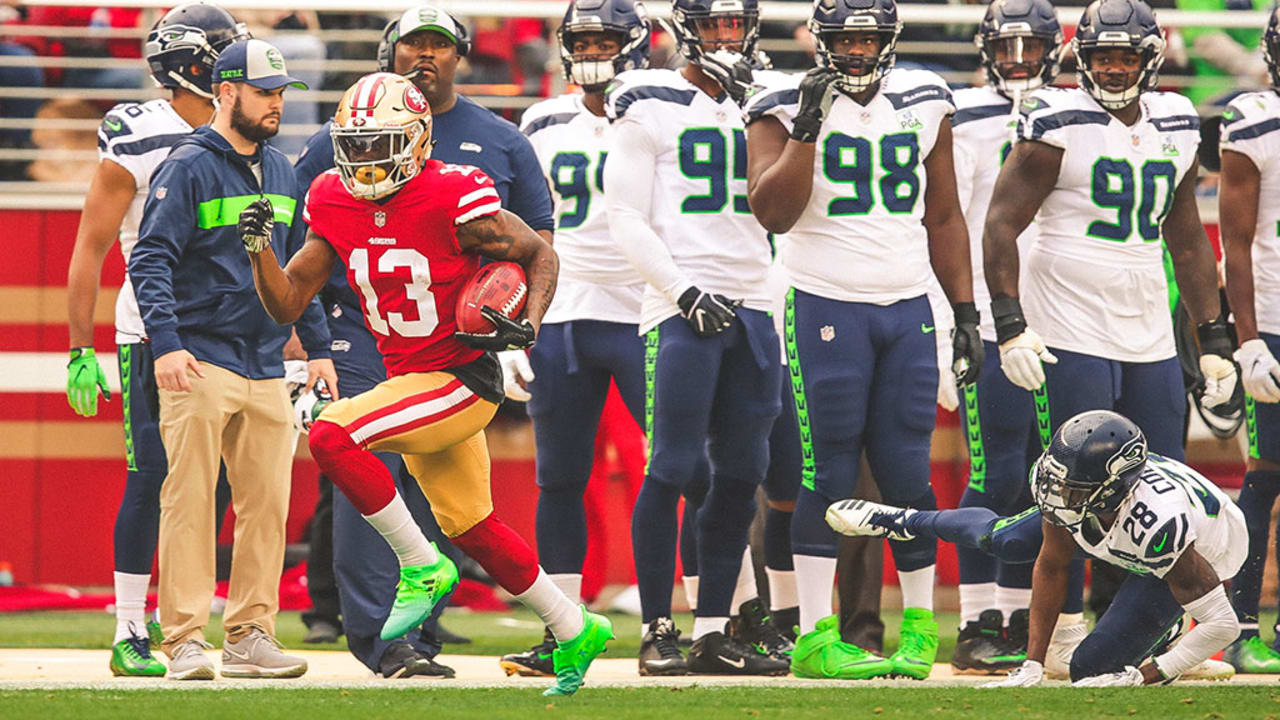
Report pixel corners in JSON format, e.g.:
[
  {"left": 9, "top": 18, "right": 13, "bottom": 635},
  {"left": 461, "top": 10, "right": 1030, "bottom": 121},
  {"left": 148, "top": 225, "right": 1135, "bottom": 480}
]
[{"left": 331, "top": 72, "right": 433, "bottom": 199}]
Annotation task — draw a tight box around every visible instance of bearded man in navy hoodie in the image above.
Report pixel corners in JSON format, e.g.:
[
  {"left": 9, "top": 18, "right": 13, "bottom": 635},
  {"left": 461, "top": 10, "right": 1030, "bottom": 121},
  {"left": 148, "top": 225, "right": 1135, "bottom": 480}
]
[{"left": 129, "top": 38, "right": 335, "bottom": 681}]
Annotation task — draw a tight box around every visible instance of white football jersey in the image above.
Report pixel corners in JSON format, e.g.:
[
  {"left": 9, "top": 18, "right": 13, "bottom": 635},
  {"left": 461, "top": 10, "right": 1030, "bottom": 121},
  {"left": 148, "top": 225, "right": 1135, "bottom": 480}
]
[
  {"left": 521, "top": 93, "right": 643, "bottom": 325},
  {"left": 1067, "top": 455, "right": 1246, "bottom": 582},
  {"left": 96, "top": 99, "right": 193, "bottom": 344},
  {"left": 1017, "top": 88, "right": 1199, "bottom": 362},
  {"left": 605, "top": 68, "right": 772, "bottom": 331},
  {"left": 1220, "top": 91, "right": 1280, "bottom": 337},
  {"left": 744, "top": 68, "right": 955, "bottom": 304},
  {"left": 952, "top": 85, "right": 1036, "bottom": 342}
]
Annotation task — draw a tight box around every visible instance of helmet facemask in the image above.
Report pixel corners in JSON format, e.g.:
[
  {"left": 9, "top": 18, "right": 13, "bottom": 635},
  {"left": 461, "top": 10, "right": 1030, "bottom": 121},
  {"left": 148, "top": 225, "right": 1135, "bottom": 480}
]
[
  {"left": 979, "top": 32, "right": 1060, "bottom": 95},
  {"left": 671, "top": 4, "right": 759, "bottom": 64},
  {"left": 1264, "top": 29, "right": 1280, "bottom": 90},
  {"left": 1075, "top": 34, "right": 1164, "bottom": 110},
  {"left": 146, "top": 21, "right": 249, "bottom": 98},
  {"left": 561, "top": 29, "right": 629, "bottom": 91},
  {"left": 332, "top": 122, "right": 431, "bottom": 200},
  {"left": 813, "top": 25, "right": 900, "bottom": 93}
]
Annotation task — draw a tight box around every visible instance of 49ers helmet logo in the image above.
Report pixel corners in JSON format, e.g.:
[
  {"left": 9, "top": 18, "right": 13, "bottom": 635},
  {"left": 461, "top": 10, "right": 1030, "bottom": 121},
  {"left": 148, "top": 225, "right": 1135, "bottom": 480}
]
[{"left": 404, "top": 85, "right": 428, "bottom": 114}]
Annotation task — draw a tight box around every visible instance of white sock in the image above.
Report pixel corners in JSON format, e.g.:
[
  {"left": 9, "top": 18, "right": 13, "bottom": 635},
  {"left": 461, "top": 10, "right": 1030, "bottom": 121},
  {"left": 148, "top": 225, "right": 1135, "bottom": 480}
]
[
  {"left": 730, "top": 546, "right": 758, "bottom": 612},
  {"left": 765, "top": 568, "right": 797, "bottom": 612},
  {"left": 794, "top": 554, "right": 838, "bottom": 635},
  {"left": 958, "top": 582, "right": 996, "bottom": 625},
  {"left": 548, "top": 573, "right": 583, "bottom": 606},
  {"left": 113, "top": 571, "right": 150, "bottom": 644},
  {"left": 898, "top": 565, "right": 935, "bottom": 613},
  {"left": 693, "top": 615, "right": 728, "bottom": 641},
  {"left": 363, "top": 495, "right": 437, "bottom": 568},
  {"left": 517, "top": 569, "right": 584, "bottom": 642},
  {"left": 995, "top": 585, "right": 1032, "bottom": 621},
  {"left": 1058, "top": 612, "right": 1084, "bottom": 628},
  {"left": 682, "top": 575, "right": 699, "bottom": 613}
]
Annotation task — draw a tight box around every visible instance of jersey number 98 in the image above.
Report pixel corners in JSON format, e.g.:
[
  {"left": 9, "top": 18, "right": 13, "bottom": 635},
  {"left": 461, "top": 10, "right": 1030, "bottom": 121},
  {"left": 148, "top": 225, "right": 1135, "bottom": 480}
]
[{"left": 823, "top": 132, "right": 921, "bottom": 216}]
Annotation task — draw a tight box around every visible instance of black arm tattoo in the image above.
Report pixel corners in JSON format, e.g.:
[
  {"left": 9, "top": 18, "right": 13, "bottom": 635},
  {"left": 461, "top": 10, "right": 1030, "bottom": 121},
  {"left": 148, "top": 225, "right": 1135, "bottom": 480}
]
[{"left": 457, "top": 210, "right": 560, "bottom": 328}]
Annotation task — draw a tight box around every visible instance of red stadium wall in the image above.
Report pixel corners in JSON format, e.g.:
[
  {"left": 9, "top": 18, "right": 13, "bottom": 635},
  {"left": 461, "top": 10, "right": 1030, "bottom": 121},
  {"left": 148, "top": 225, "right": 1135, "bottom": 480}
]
[{"left": 0, "top": 208, "right": 1245, "bottom": 590}]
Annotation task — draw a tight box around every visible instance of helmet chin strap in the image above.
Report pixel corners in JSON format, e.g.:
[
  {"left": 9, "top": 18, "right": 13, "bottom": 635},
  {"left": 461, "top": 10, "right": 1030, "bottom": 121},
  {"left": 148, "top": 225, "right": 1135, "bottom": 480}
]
[{"left": 167, "top": 70, "right": 215, "bottom": 100}]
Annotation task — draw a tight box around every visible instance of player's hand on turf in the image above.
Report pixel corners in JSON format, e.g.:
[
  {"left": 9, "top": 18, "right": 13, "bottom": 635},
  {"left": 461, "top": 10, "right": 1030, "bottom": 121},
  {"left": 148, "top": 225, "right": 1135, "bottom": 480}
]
[
  {"left": 66, "top": 347, "right": 111, "bottom": 417},
  {"left": 456, "top": 306, "right": 537, "bottom": 352},
  {"left": 307, "top": 357, "right": 339, "bottom": 399},
  {"left": 676, "top": 286, "right": 742, "bottom": 338},
  {"left": 1235, "top": 338, "right": 1280, "bottom": 402},
  {"left": 498, "top": 349, "right": 534, "bottom": 402},
  {"left": 950, "top": 302, "right": 983, "bottom": 385},
  {"left": 1071, "top": 665, "right": 1144, "bottom": 687},
  {"left": 982, "top": 659, "right": 1043, "bottom": 688},
  {"left": 238, "top": 196, "right": 275, "bottom": 253},
  {"left": 699, "top": 50, "right": 758, "bottom": 106},
  {"left": 790, "top": 67, "right": 840, "bottom": 143},
  {"left": 154, "top": 349, "right": 205, "bottom": 392}
]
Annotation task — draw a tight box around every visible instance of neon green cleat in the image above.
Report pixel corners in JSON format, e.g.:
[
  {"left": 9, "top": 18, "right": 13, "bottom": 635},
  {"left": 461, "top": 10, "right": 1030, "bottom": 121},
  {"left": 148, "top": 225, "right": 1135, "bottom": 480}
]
[
  {"left": 1224, "top": 636, "right": 1280, "bottom": 673},
  {"left": 543, "top": 608, "right": 614, "bottom": 696},
  {"left": 147, "top": 619, "right": 163, "bottom": 648},
  {"left": 109, "top": 628, "right": 166, "bottom": 677},
  {"left": 891, "top": 607, "right": 939, "bottom": 680},
  {"left": 790, "top": 615, "right": 894, "bottom": 679},
  {"left": 380, "top": 547, "right": 458, "bottom": 641}
]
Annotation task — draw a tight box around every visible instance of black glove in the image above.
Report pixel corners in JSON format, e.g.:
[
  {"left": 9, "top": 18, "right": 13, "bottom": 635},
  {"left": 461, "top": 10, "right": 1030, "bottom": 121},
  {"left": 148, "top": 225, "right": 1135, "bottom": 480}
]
[
  {"left": 455, "top": 306, "right": 537, "bottom": 351},
  {"left": 790, "top": 66, "right": 840, "bottom": 143},
  {"left": 239, "top": 196, "right": 274, "bottom": 253},
  {"left": 950, "top": 302, "right": 983, "bottom": 386},
  {"left": 677, "top": 286, "right": 742, "bottom": 338},
  {"left": 698, "top": 49, "right": 758, "bottom": 107},
  {"left": 1196, "top": 319, "right": 1234, "bottom": 360}
]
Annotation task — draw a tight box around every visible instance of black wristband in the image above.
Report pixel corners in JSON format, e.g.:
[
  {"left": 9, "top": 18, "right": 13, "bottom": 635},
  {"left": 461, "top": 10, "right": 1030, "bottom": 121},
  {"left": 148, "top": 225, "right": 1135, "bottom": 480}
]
[
  {"left": 991, "top": 295, "right": 1027, "bottom": 345},
  {"left": 790, "top": 117, "right": 821, "bottom": 143},
  {"left": 951, "top": 301, "right": 979, "bottom": 326},
  {"left": 1196, "top": 320, "right": 1233, "bottom": 358}
]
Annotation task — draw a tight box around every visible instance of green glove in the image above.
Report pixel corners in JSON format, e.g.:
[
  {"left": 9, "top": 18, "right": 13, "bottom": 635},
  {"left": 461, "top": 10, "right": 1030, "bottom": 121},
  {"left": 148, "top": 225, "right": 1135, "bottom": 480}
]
[{"left": 67, "top": 347, "right": 110, "bottom": 417}]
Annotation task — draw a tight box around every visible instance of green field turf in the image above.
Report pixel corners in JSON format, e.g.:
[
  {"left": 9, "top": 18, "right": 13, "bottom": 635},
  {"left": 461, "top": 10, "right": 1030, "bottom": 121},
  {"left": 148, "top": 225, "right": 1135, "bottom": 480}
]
[{"left": 0, "top": 686, "right": 1276, "bottom": 720}]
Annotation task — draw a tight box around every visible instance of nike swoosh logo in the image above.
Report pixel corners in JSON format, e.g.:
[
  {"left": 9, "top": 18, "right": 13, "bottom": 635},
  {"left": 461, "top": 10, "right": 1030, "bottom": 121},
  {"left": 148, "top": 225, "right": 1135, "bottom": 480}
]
[
  {"left": 921, "top": 323, "right": 935, "bottom": 334},
  {"left": 1152, "top": 535, "right": 1167, "bottom": 552},
  {"left": 718, "top": 655, "right": 746, "bottom": 668},
  {"left": 104, "top": 117, "right": 122, "bottom": 132},
  {"left": 223, "top": 646, "right": 252, "bottom": 661}
]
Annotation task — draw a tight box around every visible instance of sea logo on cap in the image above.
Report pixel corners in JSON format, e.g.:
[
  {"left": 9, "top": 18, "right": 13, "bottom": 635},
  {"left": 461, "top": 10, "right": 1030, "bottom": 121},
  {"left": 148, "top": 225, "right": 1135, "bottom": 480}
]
[
  {"left": 418, "top": 6, "right": 440, "bottom": 24},
  {"left": 404, "top": 85, "right": 428, "bottom": 113},
  {"left": 267, "top": 48, "right": 285, "bottom": 71}
]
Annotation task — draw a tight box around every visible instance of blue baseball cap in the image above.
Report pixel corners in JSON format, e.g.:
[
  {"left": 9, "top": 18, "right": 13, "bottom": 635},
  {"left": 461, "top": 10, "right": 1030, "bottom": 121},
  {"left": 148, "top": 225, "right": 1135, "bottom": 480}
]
[{"left": 212, "top": 38, "right": 308, "bottom": 90}]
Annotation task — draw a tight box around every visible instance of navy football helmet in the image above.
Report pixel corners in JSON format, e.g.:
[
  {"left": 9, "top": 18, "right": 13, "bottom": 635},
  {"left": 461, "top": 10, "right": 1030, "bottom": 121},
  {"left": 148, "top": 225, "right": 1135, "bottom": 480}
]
[
  {"left": 1032, "top": 410, "right": 1148, "bottom": 529},
  {"left": 975, "top": 0, "right": 1063, "bottom": 96},
  {"left": 1263, "top": 4, "right": 1280, "bottom": 89},
  {"left": 558, "top": 0, "right": 651, "bottom": 90},
  {"left": 669, "top": 0, "right": 760, "bottom": 63},
  {"left": 809, "top": 0, "right": 902, "bottom": 92},
  {"left": 144, "top": 2, "right": 248, "bottom": 99},
  {"left": 1072, "top": 0, "right": 1165, "bottom": 110}
]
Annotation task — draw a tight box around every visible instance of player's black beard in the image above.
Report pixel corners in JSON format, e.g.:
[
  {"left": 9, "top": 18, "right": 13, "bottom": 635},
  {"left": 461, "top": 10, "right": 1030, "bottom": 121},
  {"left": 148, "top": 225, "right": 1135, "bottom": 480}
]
[{"left": 230, "top": 96, "right": 279, "bottom": 142}]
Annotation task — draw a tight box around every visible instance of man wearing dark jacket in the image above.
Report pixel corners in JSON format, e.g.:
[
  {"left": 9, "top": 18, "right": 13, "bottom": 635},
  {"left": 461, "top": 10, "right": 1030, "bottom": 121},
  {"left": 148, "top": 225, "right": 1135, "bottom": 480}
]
[{"left": 129, "top": 38, "right": 335, "bottom": 681}]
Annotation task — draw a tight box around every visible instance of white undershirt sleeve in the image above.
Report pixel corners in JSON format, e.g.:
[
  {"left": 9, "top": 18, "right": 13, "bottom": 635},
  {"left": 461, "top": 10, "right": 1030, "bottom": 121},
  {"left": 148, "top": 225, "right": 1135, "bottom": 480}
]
[
  {"left": 1153, "top": 583, "right": 1240, "bottom": 679},
  {"left": 604, "top": 117, "right": 693, "bottom": 304}
]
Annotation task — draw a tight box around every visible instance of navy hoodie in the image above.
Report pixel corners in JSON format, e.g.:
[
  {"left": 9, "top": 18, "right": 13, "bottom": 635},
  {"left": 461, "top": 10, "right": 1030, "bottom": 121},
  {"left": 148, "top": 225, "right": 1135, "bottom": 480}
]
[{"left": 129, "top": 125, "right": 331, "bottom": 380}]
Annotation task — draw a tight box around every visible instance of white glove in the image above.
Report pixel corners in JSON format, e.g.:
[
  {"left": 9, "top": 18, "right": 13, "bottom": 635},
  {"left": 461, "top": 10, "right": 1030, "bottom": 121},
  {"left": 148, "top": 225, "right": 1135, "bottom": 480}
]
[
  {"left": 498, "top": 349, "right": 534, "bottom": 402},
  {"left": 283, "top": 359, "right": 309, "bottom": 398},
  {"left": 1235, "top": 338, "right": 1280, "bottom": 403},
  {"left": 937, "top": 364, "right": 959, "bottom": 412},
  {"left": 998, "top": 328, "right": 1058, "bottom": 391},
  {"left": 1199, "top": 353, "right": 1238, "bottom": 409},
  {"left": 983, "top": 659, "right": 1044, "bottom": 688},
  {"left": 1071, "top": 665, "right": 1144, "bottom": 687},
  {"left": 293, "top": 378, "right": 332, "bottom": 435}
]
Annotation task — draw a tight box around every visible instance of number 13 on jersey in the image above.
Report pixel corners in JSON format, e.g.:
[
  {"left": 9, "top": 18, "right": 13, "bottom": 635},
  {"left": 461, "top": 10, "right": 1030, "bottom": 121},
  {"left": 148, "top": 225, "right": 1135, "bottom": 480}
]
[{"left": 349, "top": 247, "right": 439, "bottom": 337}]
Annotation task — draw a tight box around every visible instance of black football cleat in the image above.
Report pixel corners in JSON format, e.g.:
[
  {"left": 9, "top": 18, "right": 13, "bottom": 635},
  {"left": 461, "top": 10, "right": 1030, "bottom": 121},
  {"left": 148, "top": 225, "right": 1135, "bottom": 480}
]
[
  {"left": 729, "top": 598, "right": 794, "bottom": 659},
  {"left": 378, "top": 641, "right": 455, "bottom": 679},
  {"left": 639, "top": 617, "right": 689, "bottom": 676},
  {"left": 950, "top": 609, "right": 1022, "bottom": 675},
  {"left": 499, "top": 627, "right": 555, "bottom": 677},
  {"left": 688, "top": 630, "right": 790, "bottom": 676}
]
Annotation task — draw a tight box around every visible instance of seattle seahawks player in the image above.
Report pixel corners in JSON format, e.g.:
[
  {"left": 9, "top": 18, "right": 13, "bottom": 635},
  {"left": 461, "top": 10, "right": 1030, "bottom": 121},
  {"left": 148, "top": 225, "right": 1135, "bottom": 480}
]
[
  {"left": 982, "top": 0, "right": 1235, "bottom": 537},
  {"left": 604, "top": 0, "right": 788, "bottom": 676},
  {"left": 1219, "top": 5, "right": 1280, "bottom": 675},
  {"left": 828, "top": 410, "right": 1246, "bottom": 685},
  {"left": 947, "top": 0, "right": 1062, "bottom": 674},
  {"left": 744, "top": 0, "right": 980, "bottom": 680},
  {"left": 63, "top": 1, "right": 246, "bottom": 677}
]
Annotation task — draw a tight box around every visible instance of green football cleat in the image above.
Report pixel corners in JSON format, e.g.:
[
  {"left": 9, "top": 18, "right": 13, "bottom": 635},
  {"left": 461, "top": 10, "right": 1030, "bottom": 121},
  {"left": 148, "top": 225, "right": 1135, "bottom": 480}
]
[
  {"left": 790, "top": 615, "right": 894, "bottom": 680},
  {"left": 380, "top": 547, "right": 458, "bottom": 641},
  {"left": 543, "top": 608, "right": 614, "bottom": 697},
  {"left": 891, "top": 608, "right": 939, "bottom": 680},
  {"left": 1224, "top": 635, "right": 1280, "bottom": 673},
  {"left": 109, "top": 629, "right": 166, "bottom": 677},
  {"left": 147, "top": 619, "right": 163, "bottom": 648}
]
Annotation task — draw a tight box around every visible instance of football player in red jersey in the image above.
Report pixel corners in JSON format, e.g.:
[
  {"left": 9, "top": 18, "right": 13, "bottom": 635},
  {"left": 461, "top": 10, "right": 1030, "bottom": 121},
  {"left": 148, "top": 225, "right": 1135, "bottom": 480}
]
[{"left": 238, "top": 73, "right": 612, "bottom": 695}]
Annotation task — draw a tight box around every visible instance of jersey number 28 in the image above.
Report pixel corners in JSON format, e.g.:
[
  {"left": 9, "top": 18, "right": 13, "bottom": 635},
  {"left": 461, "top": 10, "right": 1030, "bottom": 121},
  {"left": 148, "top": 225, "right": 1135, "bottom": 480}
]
[{"left": 348, "top": 248, "right": 438, "bottom": 337}]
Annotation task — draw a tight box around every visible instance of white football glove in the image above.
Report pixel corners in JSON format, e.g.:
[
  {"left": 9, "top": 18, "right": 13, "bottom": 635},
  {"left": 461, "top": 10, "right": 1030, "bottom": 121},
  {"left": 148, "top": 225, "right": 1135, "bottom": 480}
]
[
  {"left": 283, "top": 359, "right": 309, "bottom": 398},
  {"left": 1071, "top": 665, "right": 1144, "bottom": 687},
  {"left": 937, "top": 364, "right": 959, "bottom": 412},
  {"left": 983, "top": 659, "right": 1044, "bottom": 688},
  {"left": 1199, "top": 352, "right": 1239, "bottom": 409},
  {"left": 1235, "top": 338, "right": 1280, "bottom": 403},
  {"left": 998, "top": 328, "right": 1058, "bottom": 391},
  {"left": 293, "top": 378, "right": 333, "bottom": 435},
  {"left": 498, "top": 349, "right": 534, "bottom": 402}
]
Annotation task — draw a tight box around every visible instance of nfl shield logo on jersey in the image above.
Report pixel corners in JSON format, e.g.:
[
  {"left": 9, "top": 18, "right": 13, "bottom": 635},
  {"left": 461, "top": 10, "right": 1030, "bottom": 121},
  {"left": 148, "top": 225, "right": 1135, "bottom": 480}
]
[
  {"left": 820, "top": 325, "right": 835, "bottom": 342},
  {"left": 374, "top": 211, "right": 387, "bottom": 227}
]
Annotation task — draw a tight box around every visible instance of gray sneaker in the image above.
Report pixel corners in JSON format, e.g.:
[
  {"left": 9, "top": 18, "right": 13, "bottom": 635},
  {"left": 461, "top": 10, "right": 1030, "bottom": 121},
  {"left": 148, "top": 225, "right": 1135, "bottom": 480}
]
[
  {"left": 221, "top": 628, "right": 308, "bottom": 678},
  {"left": 167, "top": 639, "right": 216, "bottom": 681}
]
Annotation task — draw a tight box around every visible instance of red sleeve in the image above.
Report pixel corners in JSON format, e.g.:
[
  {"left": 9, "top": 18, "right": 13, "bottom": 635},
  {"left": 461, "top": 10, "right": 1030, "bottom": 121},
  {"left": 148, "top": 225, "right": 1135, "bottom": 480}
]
[
  {"left": 302, "top": 171, "right": 341, "bottom": 244},
  {"left": 444, "top": 165, "right": 502, "bottom": 228}
]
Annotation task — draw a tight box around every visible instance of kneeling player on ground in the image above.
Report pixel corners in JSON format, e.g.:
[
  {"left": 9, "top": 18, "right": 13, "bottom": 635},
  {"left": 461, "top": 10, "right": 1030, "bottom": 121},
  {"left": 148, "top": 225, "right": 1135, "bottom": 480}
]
[
  {"left": 828, "top": 410, "right": 1246, "bottom": 685},
  {"left": 240, "top": 73, "right": 611, "bottom": 696}
]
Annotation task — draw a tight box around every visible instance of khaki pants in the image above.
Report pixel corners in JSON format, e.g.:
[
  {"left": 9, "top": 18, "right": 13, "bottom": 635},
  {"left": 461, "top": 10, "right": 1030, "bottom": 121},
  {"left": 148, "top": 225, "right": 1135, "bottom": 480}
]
[{"left": 157, "top": 362, "right": 294, "bottom": 652}]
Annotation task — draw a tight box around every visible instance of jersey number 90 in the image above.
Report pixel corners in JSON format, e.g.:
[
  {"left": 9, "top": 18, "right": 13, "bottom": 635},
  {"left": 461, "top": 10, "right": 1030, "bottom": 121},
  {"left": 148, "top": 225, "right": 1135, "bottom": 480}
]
[{"left": 1087, "top": 158, "right": 1177, "bottom": 243}]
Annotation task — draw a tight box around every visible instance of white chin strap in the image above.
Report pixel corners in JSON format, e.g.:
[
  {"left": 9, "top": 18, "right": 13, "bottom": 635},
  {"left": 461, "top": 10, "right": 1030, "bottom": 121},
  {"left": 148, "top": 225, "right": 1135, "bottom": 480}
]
[
  {"left": 570, "top": 60, "right": 616, "bottom": 89},
  {"left": 998, "top": 75, "right": 1044, "bottom": 94},
  {"left": 1085, "top": 70, "right": 1142, "bottom": 109},
  {"left": 167, "top": 69, "right": 214, "bottom": 99}
]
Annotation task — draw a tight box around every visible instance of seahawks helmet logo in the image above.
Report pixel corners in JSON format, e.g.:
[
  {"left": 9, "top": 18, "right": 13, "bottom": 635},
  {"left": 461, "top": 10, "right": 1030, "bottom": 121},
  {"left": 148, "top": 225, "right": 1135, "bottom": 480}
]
[{"left": 1104, "top": 435, "right": 1146, "bottom": 480}]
